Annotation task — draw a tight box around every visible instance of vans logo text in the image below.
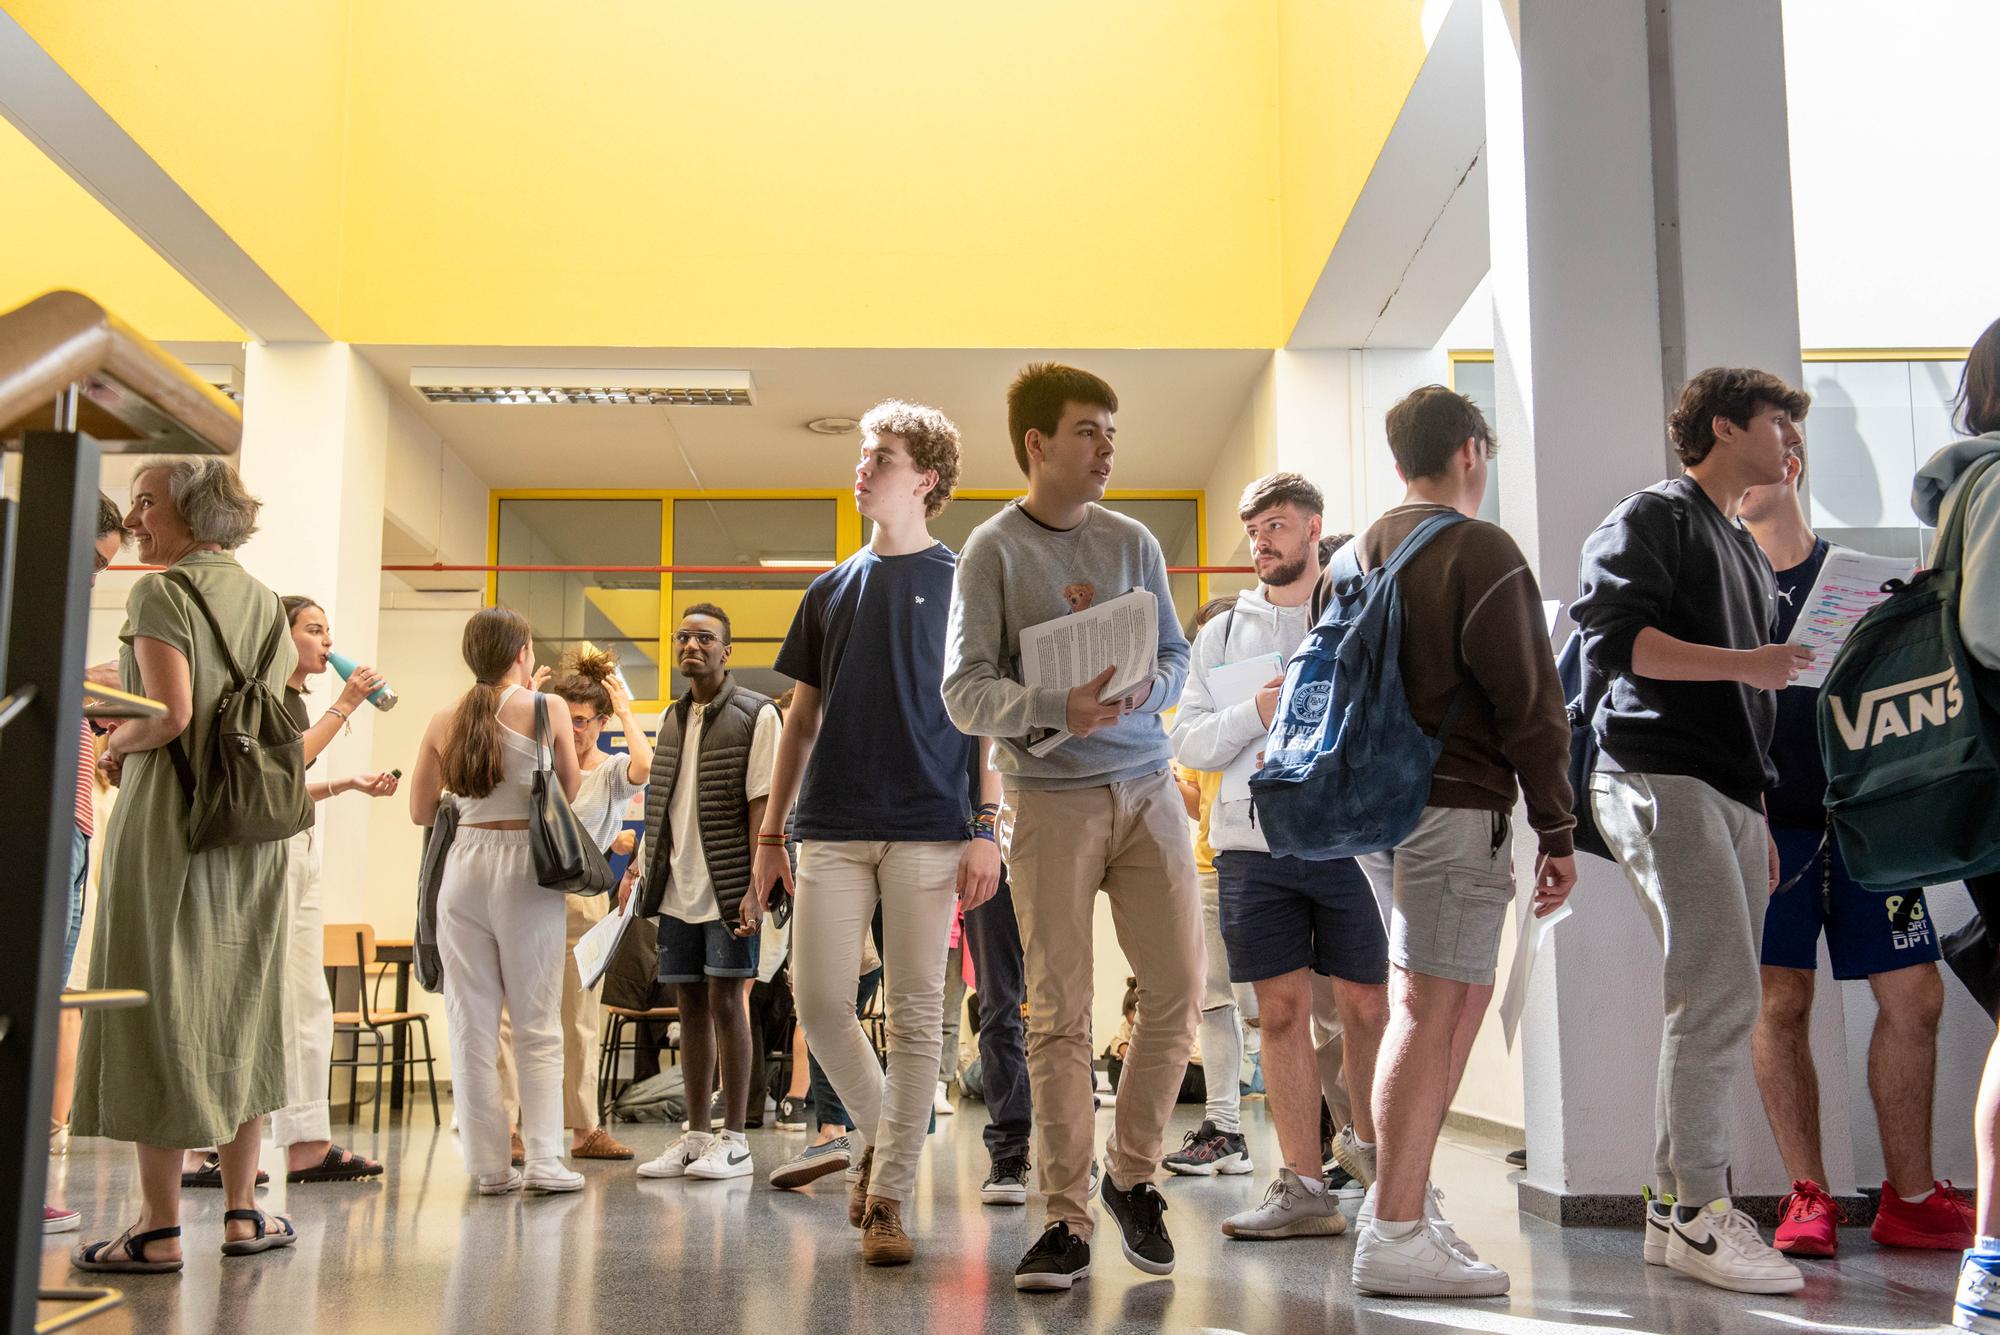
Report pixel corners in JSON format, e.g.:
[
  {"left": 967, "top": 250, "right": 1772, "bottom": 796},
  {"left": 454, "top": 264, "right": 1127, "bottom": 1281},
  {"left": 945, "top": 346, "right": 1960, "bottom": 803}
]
[{"left": 1829, "top": 668, "right": 1964, "bottom": 750}]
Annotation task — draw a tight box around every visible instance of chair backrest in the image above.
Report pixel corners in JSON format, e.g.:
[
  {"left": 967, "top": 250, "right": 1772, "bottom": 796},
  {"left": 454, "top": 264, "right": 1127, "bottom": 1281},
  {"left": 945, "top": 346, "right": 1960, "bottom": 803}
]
[{"left": 324, "top": 922, "right": 377, "bottom": 969}]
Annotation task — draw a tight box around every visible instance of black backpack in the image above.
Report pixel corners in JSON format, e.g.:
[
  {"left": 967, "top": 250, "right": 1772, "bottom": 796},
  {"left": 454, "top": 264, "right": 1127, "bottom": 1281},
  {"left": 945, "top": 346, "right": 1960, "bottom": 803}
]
[
  {"left": 1556, "top": 629, "right": 1614, "bottom": 862},
  {"left": 164, "top": 570, "right": 315, "bottom": 853}
]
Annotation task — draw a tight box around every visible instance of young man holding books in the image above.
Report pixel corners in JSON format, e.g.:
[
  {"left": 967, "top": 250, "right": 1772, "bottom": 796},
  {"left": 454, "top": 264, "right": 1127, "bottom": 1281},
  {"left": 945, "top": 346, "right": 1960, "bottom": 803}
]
[{"left": 943, "top": 362, "right": 1202, "bottom": 1292}]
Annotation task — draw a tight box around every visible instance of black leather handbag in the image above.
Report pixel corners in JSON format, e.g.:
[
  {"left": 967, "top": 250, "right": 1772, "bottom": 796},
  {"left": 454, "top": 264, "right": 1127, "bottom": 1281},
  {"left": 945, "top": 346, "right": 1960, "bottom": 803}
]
[{"left": 529, "top": 693, "right": 615, "bottom": 895}]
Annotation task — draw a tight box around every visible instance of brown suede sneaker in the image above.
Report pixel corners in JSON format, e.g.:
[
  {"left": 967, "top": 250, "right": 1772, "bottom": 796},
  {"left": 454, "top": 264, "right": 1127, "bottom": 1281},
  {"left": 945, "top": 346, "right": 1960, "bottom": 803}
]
[
  {"left": 848, "top": 1148, "right": 874, "bottom": 1228},
  {"left": 860, "top": 1198, "right": 914, "bottom": 1267},
  {"left": 571, "top": 1127, "right": 635, "bottom": 1161}
]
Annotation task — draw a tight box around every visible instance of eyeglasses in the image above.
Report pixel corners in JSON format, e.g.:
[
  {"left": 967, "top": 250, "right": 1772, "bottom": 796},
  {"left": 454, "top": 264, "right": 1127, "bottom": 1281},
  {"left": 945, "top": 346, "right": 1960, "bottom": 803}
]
[
  {"left": 672, "top": 630, "right": 722, "bottom": 647},
  {"left": 568, "top": 714, "right": 606, "bottom": 731},
  {"left": 92, "top": 551, "right": 112, "bottom": 574}
]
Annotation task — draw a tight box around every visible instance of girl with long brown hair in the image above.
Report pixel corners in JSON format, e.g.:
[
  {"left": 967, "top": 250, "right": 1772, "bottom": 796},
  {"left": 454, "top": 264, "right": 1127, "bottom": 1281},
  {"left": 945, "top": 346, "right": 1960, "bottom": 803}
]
[{"left": 408, "top": 607, "right": 582, "bottom": 1195}]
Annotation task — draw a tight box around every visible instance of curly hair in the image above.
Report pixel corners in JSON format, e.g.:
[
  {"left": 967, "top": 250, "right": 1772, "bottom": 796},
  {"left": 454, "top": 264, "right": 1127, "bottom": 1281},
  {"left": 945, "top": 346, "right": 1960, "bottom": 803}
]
[
  {"left": 549, "top": 645, "right": 617, "bottom": 716},
  {"left": 859, "top": 400, "right": 962, "bottom": 518},
  {"left": 1667, "top": 367, "right": 1811, "bottom": 466}
]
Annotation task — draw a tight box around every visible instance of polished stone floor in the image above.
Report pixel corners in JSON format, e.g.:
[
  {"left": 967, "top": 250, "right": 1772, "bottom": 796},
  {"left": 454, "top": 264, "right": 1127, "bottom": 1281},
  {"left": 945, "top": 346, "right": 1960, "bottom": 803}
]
[{"left": 40, "top": 1096, "right": 1962, "bottom": 1334}]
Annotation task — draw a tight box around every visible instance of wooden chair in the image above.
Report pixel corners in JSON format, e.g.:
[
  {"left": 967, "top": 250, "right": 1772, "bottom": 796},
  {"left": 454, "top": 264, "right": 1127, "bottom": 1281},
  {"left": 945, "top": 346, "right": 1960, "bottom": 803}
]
[
  {"left": 326, "top": 923, "right": 440, "bottom": 1130},
  {"left": 597, "top": 1004, "right": 678, "bottom": 1125}
]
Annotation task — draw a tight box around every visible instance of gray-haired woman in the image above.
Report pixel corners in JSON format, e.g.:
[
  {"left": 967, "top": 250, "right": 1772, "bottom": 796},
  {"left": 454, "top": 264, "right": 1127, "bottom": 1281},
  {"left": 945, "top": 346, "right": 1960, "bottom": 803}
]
[{"left": 71, "top": 458, "right": 300, "bottom": 1272}]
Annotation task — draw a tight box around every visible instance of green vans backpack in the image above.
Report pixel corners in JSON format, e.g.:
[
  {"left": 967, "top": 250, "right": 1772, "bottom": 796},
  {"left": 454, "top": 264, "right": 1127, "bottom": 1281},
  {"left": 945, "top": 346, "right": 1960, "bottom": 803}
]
[
  {"left": 1818, "top": 453, "right": 2000, "bottom": 890},
  {"left": 163, "top": 570, "right": 315, "bottom": 853}
]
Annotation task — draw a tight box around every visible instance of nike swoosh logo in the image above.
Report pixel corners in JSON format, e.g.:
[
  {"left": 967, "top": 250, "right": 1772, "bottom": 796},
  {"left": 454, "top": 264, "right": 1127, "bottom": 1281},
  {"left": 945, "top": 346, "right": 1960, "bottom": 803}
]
[
  {"left": 727, "top": 1152, "right": 749, "bottom": 1165},
  {"left": 1672, "top": 1223, "right": 1718, "bottom": 1255},
  {"left": 1646, "top": 1216, "right": 1670, "bottom": 1232}
]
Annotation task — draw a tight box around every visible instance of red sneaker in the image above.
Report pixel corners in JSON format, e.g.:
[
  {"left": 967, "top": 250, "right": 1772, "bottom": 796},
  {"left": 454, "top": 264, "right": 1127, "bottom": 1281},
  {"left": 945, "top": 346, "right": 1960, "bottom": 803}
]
[
  {"left": 1774, "top": 1178, "right": 1842, "bottom": 1257},
  {"left": 1870, "top": 1180, "right": 1975, "bottom": 1250}
]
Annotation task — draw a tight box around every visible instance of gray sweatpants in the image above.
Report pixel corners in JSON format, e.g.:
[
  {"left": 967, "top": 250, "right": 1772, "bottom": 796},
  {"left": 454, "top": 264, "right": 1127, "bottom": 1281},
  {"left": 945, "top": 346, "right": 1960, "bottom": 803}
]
[{"left": 1590, "top": 771, "right": 1770, "bottom": 1207}]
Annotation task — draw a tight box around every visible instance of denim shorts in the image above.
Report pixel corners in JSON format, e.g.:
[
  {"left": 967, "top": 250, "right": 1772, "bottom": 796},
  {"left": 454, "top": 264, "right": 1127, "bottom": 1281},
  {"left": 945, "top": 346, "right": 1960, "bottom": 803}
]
[
  {"left": 1215, "top": 848, "right": 1387, "bottom": 985},
  {"left": 62, "top": 827, "right": 88, "bottom": 986},
  {"left": 1761, "top": 824, "right": 1938, "bottom": 980},
  {"left": 656, "top": 913, "right": 759, "bottom": 983}
]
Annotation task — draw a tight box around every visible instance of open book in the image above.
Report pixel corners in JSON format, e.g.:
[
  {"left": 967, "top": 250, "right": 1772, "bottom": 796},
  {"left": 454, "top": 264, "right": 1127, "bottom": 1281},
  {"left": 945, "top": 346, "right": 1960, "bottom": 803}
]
[{"left": 1018, "top": 588, "right": 1159, "bottom": 757}]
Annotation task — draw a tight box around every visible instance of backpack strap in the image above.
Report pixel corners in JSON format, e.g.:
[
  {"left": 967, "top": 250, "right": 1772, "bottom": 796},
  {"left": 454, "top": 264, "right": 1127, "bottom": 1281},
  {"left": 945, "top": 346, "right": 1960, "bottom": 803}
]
[
  {"left": 1379, "top": 510, "right": 1470, "bottom": 582},
  {"left": 1932, "top": 453, "right": 2000, "bottom": 574},
  {"left": 158, "top": 570, "right": 288, "bottom": 806}
]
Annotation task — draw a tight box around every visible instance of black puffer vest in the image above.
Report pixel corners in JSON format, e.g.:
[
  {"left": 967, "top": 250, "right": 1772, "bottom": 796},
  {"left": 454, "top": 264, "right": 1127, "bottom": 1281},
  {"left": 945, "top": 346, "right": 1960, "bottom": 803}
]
[{"left": 638, "top": 675, "right": 774, "bottom": 921}]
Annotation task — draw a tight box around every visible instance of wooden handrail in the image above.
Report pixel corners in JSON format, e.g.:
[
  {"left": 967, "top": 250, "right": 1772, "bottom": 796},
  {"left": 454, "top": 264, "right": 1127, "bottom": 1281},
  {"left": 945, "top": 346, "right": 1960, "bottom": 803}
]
[{"left": 0, "top": 291, "right": 240, "bottom": 455}]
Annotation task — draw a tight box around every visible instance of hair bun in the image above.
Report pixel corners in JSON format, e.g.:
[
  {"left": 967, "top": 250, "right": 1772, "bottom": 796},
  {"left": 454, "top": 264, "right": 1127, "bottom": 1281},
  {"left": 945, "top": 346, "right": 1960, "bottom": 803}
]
[{"left": 565, "top": 646, "right": 619, "bottom": 686}]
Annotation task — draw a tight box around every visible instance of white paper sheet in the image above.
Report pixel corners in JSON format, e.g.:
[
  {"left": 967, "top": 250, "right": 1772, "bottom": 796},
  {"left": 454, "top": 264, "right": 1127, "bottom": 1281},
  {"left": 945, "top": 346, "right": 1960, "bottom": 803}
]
[
  {"left": 1208, "top": 653, "right": 1285, "bottom": 803},
  {"left": 1783, "top": 548, "right": 1918, "bottom": 689},
  {"left": 1499, "top": 898, "right": 1573, "bottom": 1050},
  {"left": 1018, "top": 588, "right": 1159, "bottom": 756},
  {"left": 574, "top": 882, "right": 639, "bottom": 989}
]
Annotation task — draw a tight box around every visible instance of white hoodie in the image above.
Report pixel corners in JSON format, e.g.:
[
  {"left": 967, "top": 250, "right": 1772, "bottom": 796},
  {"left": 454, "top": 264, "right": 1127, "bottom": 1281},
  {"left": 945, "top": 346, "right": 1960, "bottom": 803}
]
[{"left": 1169, "top": 587, "right": 1315, "bottom": 854}]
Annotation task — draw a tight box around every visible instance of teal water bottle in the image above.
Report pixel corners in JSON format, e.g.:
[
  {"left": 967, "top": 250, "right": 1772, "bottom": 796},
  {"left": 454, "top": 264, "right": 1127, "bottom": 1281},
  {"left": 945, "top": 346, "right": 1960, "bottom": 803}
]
[{"left": 328, "top": 652, "right": 399, "bottom": 711}]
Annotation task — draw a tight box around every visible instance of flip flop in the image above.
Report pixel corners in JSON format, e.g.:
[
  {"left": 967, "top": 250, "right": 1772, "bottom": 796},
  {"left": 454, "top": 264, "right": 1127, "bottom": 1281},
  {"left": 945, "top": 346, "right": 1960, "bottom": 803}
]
[
  {"left": 287, "top": 1145, "right": 385, "bottom": 1183},
  {"left": 219, "top": 1209, "right": 297, "bottom": 1257},
  {"left": 180, "top": 1154, "right": 269, "bottom": 1190},
  {"left": 73, "top": 1225, "right": 183, "bottom": 1274}
]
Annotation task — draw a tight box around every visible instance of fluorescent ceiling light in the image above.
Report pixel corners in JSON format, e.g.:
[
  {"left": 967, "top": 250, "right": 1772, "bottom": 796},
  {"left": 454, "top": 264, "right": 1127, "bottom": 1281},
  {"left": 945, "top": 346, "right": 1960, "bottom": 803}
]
[
  {"left": 758, "top": 558, "right": 829, "bottom": 569},
  {"left": 409, "top": 367, "right": 753, "bottom": 406}
]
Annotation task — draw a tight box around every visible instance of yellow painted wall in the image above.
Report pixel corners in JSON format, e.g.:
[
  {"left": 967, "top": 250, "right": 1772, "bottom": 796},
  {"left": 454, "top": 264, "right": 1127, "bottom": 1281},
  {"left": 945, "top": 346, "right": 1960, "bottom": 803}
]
[
  {"left": 0, "top": 121, "right": 243, "bottom": 340},
  {"left": 1277, "top": 0, "right": 1429, "bottom": 338},
  {"left": 337, "top": 0, "right": 1280, "bottom": 348},
  {"left": 3, "top": 0, "right": 349, "bottom": 332}
]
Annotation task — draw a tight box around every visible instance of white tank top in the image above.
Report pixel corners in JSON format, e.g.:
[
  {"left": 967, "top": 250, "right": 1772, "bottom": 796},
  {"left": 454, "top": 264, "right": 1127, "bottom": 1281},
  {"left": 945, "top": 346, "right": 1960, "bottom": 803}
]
[{"left": 452, "top": 684, "right": 548, "bottom": 823}]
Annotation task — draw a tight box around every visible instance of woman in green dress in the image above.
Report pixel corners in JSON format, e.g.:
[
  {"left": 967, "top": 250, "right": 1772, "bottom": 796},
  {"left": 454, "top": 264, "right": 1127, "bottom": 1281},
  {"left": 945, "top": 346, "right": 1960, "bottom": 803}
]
[{"left": 71, "top": 458, "right": 300, "bottom": 1273}]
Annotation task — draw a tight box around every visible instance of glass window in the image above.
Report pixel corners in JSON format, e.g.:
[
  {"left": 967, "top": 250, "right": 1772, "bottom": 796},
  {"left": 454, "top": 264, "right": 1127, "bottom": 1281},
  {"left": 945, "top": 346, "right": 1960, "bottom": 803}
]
[
  {"left": 668, "top": 498, "right": 838, "bottom": 701},
  {"left": 1804, "top": 359, "right": 1964, "bottom": 559},
  {"left": 496, "top": 499, "right": 663, "bottom": 701},
  {"left": 1448, "top": 358, "right": 1503, "bottom": 525}
]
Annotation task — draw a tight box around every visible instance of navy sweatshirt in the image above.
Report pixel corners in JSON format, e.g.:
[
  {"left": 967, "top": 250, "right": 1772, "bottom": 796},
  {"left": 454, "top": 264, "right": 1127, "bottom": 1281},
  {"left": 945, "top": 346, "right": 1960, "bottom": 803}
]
[{"left": 1571, "top": 475, "right": 1779, "bottom": 811}]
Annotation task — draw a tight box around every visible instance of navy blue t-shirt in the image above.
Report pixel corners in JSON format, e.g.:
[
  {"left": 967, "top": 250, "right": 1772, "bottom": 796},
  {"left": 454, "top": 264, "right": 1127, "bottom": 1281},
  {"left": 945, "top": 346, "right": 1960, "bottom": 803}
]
[
  {"left": 775, "top": 542, "right": 973, "bottom": 841},
  {"left": 1765, "top": 537, "right": 1831, "bottom": 829}
]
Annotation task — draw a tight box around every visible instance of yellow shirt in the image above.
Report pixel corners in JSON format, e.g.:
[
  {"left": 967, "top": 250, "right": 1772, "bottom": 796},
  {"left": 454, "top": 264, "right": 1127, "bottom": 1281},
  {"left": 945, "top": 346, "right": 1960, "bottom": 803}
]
[{"left": 1173, "top": 761, "right": 1222, "bottom": 875}]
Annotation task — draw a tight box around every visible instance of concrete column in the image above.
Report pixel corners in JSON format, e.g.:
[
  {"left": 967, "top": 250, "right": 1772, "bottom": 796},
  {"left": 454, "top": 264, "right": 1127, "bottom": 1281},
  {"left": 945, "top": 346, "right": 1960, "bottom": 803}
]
[
  {"left": 1487, "top": 0, "right": 1855, "bottom": 1221},
  {"left": 236, "top": 342, "right": 391, "bottom": 924}
]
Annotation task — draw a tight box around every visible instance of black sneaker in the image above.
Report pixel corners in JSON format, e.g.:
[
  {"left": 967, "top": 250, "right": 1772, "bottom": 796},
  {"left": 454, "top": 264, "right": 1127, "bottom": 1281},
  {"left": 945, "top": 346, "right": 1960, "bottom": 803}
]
[
  {"left": 1099, "top": 1172, "right": 1175, "bottom": 1275},
  {"left": 982, "top": 1155, "right": 1030, "bottom": 1206},
  {"left": 1014, "top": 1222, "right": 1091, "bottom": 1292}
]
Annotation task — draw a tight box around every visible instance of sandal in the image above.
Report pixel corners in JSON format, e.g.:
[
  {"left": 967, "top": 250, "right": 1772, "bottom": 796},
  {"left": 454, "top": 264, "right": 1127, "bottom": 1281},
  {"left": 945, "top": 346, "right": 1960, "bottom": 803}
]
[
  {"left": 287, "top": 1145, "right": 385, "bottom": 1183},
  {"left": 73, "top": 1225, "right": 183, "bottom": 1274},
  {"left": 571, "top": 1128, "right": 635, "bottom": 1161},
  {"left": 219, "top": 1209, "right": 297, "bottom": 1257},
  {"left": 180, "top": 1153, "right": 269, "bottom": 1190}
]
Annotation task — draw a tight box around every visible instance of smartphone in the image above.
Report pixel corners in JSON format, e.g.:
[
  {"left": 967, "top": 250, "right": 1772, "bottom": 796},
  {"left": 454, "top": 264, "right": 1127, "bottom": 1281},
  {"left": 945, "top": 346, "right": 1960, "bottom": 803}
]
[{"left": 770, "top": 881, "right": 793, "bottom": 929}]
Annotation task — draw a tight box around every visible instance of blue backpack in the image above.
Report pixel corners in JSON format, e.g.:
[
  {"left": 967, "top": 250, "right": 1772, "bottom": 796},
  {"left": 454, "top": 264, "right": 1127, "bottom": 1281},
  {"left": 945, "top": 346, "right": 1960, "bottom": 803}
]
[{"left": 1250, "top": 511, "right": 1470, "bottom": 859}]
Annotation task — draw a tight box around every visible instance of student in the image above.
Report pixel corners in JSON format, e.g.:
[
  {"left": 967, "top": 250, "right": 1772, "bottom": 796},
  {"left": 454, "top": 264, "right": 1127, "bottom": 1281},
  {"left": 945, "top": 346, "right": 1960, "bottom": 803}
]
[
  {"left": 748, "top": 400, "right": 1002, "bottom": 1267},
  {"left": 1925, "top": 317, "right": 2000, "bottom": 1335},
  {"left": 632, "top": 605, "right": 780, "bottom": 1184},
  {"left": 1164, "top": 596, "right": 1253, "bottom": 1183},
  {"left": 1572, "top": 367, "right": 1813, "bottom": 1296},
  {"left": 409, "top": 607, "right": 584, "bottom": 1197},
  {"left": 1739, "top": 447, "right": 1969, "bottom": 1257},
  {"left": 1173, "top": 473, "right": 1385, "bottom": 1242},
  {"left": 1327, "top": 388, "right": 1574, "bottom": 1296},
  {"left": 943, "top": 362, "right": 1202, "bottom": 1292}
]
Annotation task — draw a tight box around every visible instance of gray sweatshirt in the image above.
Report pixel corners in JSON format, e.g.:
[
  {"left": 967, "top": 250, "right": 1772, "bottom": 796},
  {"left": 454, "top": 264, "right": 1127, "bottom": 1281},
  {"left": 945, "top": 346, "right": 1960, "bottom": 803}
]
[
  {"left": 943, "top": 501, "right": 1189, "bottom": 789},
  {"left": 1912, "top": 432, "right": 2000, "bottom": 670}
]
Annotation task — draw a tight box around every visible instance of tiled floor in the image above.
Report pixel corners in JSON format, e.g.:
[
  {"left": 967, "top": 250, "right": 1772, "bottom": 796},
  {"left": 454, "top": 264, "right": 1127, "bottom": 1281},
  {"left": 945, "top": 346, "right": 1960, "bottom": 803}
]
[{"left": 39, "top": 1097, "right": 1962, "bottom": 1334}]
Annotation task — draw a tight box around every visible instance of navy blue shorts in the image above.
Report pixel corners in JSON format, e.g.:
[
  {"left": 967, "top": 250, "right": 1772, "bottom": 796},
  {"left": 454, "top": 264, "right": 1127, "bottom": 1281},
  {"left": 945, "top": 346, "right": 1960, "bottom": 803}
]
[
  {"left": 1215, "top": 849, "right": 1388, "bottom": 986},
  {"left": 1760, "top": 825, "right": 1939, "bottom": 980},
  {"left": 656, "top": 914, "right": 760, "bottom": 983}
]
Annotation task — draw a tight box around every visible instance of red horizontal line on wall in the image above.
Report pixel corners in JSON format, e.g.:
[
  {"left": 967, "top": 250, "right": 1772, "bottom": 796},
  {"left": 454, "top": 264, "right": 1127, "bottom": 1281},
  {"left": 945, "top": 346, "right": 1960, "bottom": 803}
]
[{"left": 109, "top": 562, "right": 1254, "bottom": 575}]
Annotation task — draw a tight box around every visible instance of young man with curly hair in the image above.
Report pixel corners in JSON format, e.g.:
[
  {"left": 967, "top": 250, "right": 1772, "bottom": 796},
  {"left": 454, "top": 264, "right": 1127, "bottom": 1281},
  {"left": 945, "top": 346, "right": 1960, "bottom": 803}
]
[
  {"left": 1573, "top": 367, "right": 1815, "bottom": 1295},
  {"left": 749, "top": 400, "right": 1002, "bottom": 1267},
  {"left": 944, "top": 363, "right": 1201, "bottom": 1292}
]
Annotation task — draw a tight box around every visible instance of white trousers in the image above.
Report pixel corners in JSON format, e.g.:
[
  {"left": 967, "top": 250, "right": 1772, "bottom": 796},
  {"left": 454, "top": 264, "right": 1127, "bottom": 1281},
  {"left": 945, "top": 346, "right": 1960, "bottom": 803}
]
[
  {"left": 791, "top": 840, "right": 960, "bottom": 1204},
  {"left": 270, "top": 828, "right": 333, "bottom": 1148},
  {"left": 439, "top": 828, "right": 566, "bottom": 1177}
]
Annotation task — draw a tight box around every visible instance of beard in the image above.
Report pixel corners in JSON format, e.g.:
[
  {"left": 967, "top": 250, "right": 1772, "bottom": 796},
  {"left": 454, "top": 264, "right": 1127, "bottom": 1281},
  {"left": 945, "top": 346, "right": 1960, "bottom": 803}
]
[{"left": 1261, "top": 551, "right": 1310, "bottom": 588}]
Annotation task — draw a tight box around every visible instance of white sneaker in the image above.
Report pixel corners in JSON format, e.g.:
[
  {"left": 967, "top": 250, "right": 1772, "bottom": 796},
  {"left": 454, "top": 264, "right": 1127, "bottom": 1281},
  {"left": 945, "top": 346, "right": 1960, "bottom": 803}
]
[
  {"left": 685, "top": 1131, "right": 754, "bottom": 1180},
  {"left": 1642, "top": 1186, "right": 1675, "bottom": 1266},
  {"left": 1663, "top": 1199, "right": 1805, "bottom": 1295},
  {"left": 1352, "top": 1218, "right": 1510, "bottom": 1297},
  {"left": 476, "top": 1169, "right": 523, "bottom": 1196},
  {"left": 1357, "top": 1183, "right": 1478, "bottom": 1260},
  {"left": 637, "top": 1132, "right": 714, "bottom": 1180},
  {"left": 1331, "top": 1124, "right": 1377, "bottom": 1188},
  {"left": 1222, "top": 1169, "right": 1349, "bottom": 1239},
  {"left": 934, "top": 1081, "right": 955, "bottom": 1117},
  {"left": 522, "top": 1159, "right": 584, "bottom": 1193}
]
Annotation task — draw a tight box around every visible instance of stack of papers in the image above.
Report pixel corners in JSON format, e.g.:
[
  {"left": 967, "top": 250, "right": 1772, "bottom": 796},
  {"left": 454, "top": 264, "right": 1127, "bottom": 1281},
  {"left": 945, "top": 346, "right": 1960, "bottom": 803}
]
[
  {"left": 1782, "top": 549, "right": 1918, "bottom": 689},
  {"left": 1018, "top": 589, "right": 1159, "bottom": 756}
]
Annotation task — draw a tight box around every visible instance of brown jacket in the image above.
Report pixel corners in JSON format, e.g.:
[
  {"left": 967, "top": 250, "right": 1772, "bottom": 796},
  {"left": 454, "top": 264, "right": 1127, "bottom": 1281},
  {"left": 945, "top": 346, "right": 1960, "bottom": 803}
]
[{"left": 1320, "top": 504, "right": 1574, "bottom": 856}]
